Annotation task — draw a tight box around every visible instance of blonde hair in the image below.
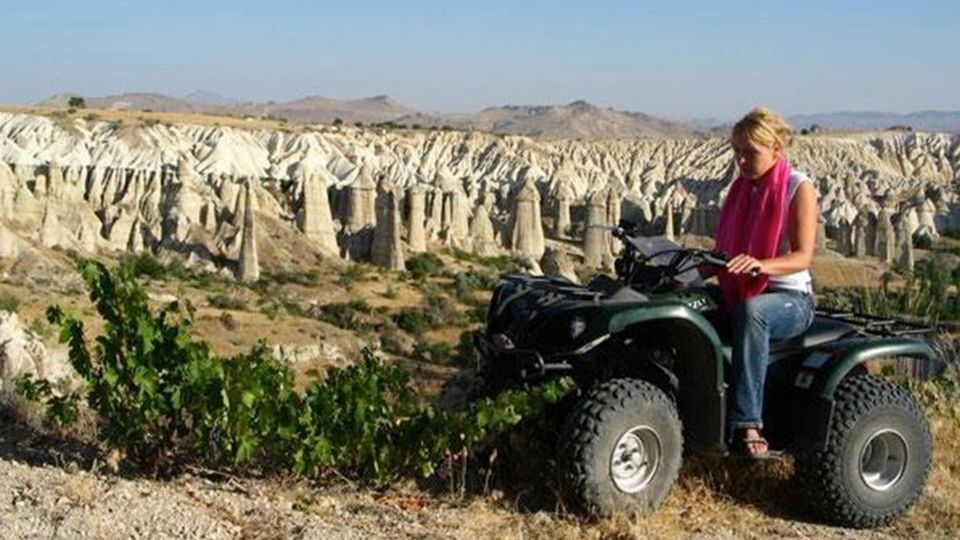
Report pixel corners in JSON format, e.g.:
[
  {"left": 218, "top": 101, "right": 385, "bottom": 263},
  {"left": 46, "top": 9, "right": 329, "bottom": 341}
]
[{"left": 732, "top": 106, "right": 792, "bottom": 150}]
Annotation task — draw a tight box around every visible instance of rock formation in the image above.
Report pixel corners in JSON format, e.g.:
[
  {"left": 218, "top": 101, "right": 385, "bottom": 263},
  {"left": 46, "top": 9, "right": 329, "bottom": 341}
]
[
  {"left": 584, "top": 190, "right": 611, "bottom": 268},
  {"left": 468, "top": 204, "right": 499, "bottom": 257},
  {"left": 405, "top": 184, "right": 427, "bottom": 253},
  {"left": 370, "top": 175, "right": 405, "bottom": 271},
  {"left": 540, "top": 247, "right": 579, "bottom": 284},
  {"left": 0, "top": 111, "right": 957, "bottom": 278},
  {"left": 237, "top": 180, "right": 260, "bottom": 282},
  {"left": 510, "top": 177, "right": 545, "bottom": 260},
  {"left": 297, "top": 171, "right": 339, "bottom": 256}
]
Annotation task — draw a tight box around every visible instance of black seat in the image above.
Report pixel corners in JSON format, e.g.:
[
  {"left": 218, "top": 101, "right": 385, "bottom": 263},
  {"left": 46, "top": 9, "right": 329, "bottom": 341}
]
[{"left": 771, "top": 316, "right": 855, "bottom": 353}]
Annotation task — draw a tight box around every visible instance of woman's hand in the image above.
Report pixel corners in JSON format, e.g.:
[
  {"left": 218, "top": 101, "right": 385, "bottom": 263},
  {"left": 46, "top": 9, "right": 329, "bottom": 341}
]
[{"left": 727, "top": 254, "right": 765, "bottom": 276}]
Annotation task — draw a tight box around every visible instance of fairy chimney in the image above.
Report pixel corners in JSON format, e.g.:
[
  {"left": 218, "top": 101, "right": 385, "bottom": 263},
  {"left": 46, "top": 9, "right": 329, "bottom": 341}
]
[
  {"left": 584, "top": 190, "right": 611, "bottom": 268},
  {"left": 896, "top": 217, "right": 915, "bottom": 272},
  {"left": 371, "top": 175, "right": 405, "bottom": 271},
  {"left": 346, "top": 165, "right": 377, "bottom": 230},
  {"left": 298, "top": 171, "right": 340, "bottom": 256},
  {"left": 406, "top": 184, "right": 427, "bottom": 253},
  {"left": 510, "top": 177, "right": 545, "bottom": 260},
  {"left": 237, "top": 180, "right": 260, "bottom": 282},
  {"left": 875, "top": 207, "right": 896, "bottom": 265},
  {"left": 469, "top": 204, "right": 499, "bottom": 257}
]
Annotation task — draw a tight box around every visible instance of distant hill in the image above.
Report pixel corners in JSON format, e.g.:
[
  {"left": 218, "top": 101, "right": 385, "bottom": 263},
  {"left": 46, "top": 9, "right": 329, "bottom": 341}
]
[
  {"left": 39, "top": 92, "right": 198, "bottom": 112},
  {"left": 400, "top": 100, "right": 695, "bottom": 138},
  {"left": 247, "top": 94, "right": 417, "bottom": 125},
  {"left": 35, "top": 92, "right": 693, "bottom": 138},
  {"left": 183, "top": 90, "right": 238, "bottom": 106},
  {"left": 33, "top": 91, "right": 959, "bottom": 137},
  {"left": 787, "top": 111, "right": 960, "bottom": 133}
]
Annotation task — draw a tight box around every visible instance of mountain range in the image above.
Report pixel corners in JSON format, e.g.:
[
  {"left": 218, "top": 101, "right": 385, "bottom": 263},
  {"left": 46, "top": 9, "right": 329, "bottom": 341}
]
[{"left": 34, "top": 91, "right": 960, "bottom": 137}]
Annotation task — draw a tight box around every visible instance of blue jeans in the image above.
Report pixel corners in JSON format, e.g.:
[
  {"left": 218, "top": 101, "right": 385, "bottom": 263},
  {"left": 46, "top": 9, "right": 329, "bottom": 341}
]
[{"left": 728, "top": 289, "right": 815, "bottom": 433}]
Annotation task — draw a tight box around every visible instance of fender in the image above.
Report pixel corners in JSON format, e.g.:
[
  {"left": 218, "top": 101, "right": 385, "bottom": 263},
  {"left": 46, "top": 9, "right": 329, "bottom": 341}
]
[
  {"left": 805, "top": 337, "right": 940, "bottom": 398},
  {"left": 792, "top": 336, "right": 940, "bottom": 452},
  {"left": 610, "top": 302, "right": 727, "bottom": 454}
]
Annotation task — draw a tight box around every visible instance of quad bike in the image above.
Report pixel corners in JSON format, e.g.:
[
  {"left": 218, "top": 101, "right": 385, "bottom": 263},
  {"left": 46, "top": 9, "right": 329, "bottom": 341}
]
[{"left": 476, "top": 221, "right": 943, "bottom": 528}]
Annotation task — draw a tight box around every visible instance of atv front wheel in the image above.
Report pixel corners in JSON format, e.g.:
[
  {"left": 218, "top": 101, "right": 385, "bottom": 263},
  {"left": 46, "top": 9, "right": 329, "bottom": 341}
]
[
  {"left": 795, "top": 375, "right": 932, "bottom": 528},
  {"left": 561, "top": 378, "right": 683, "bottom": 516}
]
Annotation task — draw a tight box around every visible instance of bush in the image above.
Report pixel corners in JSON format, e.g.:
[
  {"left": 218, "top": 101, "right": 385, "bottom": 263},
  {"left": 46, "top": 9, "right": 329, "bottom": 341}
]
[
  {"left": 219, "top": 311, "right": 237, "bottom": 330},
  {"left": 413, "top": 341, "right": 453, "bottom": 364},
  {"left": 313, "top": 300, "right": 373, "bottom": 331},
  {"left": 393, "top": 307, "right": 431, "bottom": 335},
  {"left": 263, "top": 269, "right": 320, "bottom": 286},
  {"left": 818, "top": 256, "right": 960, "bottom": 321},
  {"left": 18, "top": 258, "right": 574, "bottom": 482},
  {"left": 122, "top": 252, "right": 168, "bottom": 280},
  {"left": 68, "top": 96, "right": 85, "bottom": 109},
  {"left": 445, "top": 248, "right": 523, "bottom": 274},
  {"left": 405, "top": 252, "right": 444, "bottom": 281},
  {"left": 338, "top": 264, "right": 369, "bottom": 288},
  {"left": 207, "top": 294, "right": 247, "bottom": 311},
  {"left": 0, "top": 291, "right": 19, "bottom": 313},
  {"left": 452, "top": 270, "right": 499, "bottom": 300}
]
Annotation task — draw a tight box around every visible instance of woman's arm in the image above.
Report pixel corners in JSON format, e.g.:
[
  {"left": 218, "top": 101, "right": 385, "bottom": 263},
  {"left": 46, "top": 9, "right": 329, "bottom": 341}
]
[{"left": 726, "top": 182, "right": 818, "bottom": 276}]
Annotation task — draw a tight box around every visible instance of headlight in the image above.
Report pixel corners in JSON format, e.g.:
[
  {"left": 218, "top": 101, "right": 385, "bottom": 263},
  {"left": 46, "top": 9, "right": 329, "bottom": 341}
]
[{"left": 570, "top": 316, "right": 587, "bottom": 340}]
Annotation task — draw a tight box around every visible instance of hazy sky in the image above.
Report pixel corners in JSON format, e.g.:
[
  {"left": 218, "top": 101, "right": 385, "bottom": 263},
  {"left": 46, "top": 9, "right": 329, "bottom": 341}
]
[{"left": 1, "top": 0, "right": 957, "bottom": 120}]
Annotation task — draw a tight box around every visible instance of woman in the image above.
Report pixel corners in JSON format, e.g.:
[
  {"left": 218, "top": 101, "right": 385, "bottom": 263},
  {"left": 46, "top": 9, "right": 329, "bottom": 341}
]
[{"left": 714, "top": 106, "right": 818, "bottom": 458}]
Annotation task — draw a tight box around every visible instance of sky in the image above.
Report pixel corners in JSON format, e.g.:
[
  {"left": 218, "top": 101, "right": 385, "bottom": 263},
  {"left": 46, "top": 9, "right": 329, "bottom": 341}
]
[{"left": 0, "top": 0, "right": 958, "bottom": 120}]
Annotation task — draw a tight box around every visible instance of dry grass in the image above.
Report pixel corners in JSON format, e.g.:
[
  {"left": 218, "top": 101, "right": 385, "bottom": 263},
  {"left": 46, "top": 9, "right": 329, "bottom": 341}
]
[{"left": 62, "top": 471, "right": 99, "bottom": 505}]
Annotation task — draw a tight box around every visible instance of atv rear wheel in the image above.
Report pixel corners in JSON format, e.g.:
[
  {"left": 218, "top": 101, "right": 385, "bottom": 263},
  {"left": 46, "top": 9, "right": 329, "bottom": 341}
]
[
  {"left": 795, "top": 375, "right": 932, "bottom": 528},
  {"left": 561, "top": 378, "right": 683, "bottom": 517}
]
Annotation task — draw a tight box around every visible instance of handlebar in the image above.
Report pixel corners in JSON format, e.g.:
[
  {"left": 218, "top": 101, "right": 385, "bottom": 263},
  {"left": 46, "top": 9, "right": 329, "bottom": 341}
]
[{"left": 609, "top": 224, "right": 760, "bottom": 278}]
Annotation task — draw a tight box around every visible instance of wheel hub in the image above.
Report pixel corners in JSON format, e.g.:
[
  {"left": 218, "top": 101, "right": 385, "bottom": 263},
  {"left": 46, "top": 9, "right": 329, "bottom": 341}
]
[
  {"left": 859, "top": 429, "right": 908, "bottom": 492},
  {"left": 610, "top": 425, "right": 662, "bottom": 493}
]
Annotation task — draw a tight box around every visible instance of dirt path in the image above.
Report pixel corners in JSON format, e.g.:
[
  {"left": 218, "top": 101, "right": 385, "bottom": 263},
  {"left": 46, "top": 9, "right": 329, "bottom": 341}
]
[{"left": 3, "top": 419, "right": 953, "bottom": 540}]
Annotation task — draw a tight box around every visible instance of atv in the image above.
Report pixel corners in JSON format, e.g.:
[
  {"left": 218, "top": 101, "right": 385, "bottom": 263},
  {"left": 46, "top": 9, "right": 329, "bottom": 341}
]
[{"left": 476, "top": 221, "right": 943, "bottom": 528}]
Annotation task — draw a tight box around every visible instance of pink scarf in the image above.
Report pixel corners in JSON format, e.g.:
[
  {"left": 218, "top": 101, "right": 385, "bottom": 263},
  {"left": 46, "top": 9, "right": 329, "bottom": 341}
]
[{"left": 715, "top": 157, "right": 791, "bottom": 310}]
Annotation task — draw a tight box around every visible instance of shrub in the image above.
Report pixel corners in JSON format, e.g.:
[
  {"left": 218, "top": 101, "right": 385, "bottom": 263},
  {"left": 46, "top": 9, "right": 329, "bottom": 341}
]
[
  {"left": 0, "top": 291, "right": 19, "bottom": 313},
  {"left": 207, "top": 294, "right": 247, "bottom": 311},
  {"left": 18, "top": 258, "right": 575, "bottom": 483},
  {"left": 338, "top": 264, "right": 369, "bottom": 287},
  {"left": 818, "top": 256, "right": 960, "bottom": 321},
  {"left": 413, "top": 341, "right": 453, "bottom": 364},
  {"left": 67, "top": 96, "right": 85, "bottom": 108},
  {"left": 452, "top": 270, "right": 499, "bottom": 300},
  {"left": 122, "top": 252, "right": 168, "bottom": 279},
  {"left": 219, "top": 311, "right": 237, "bottom": 330},
  {"left": 455, "top": 329, "right": 482, "bottom": 367},
  {"left": 445, "top": 248, "right": 522, "bottom": 274},
  {"left": 313, "top": 300, "right": 373, "bottom": 331},
  {"left": 405, "top": 252, "right": 444, "bottom": 281},
  {"left": 425, "top": 291, "right": 463, "bottom": 327},
  {"left": 394, "top": 307, "right": 431, "bottom": 335},
  {"left": 263, "top": 269, "right": 320, "bottom": 286}
]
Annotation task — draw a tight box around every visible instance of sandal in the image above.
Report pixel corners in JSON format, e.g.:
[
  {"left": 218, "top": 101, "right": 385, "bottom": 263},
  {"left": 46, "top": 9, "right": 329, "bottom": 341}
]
[{"left": 734, "top": 429, "right": 784, "bottom": 460}]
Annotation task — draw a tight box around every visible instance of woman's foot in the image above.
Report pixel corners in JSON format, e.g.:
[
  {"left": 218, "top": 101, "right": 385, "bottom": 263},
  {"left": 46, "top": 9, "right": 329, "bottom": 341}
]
[{"left": 737, "top": 428, "right": 782, "bottom": 460}]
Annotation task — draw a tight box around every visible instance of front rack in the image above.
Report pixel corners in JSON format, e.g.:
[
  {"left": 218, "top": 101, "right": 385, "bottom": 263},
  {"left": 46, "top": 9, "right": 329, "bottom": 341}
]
[{"left": 815, "top": 307, "right": 940, "bottom": 337}]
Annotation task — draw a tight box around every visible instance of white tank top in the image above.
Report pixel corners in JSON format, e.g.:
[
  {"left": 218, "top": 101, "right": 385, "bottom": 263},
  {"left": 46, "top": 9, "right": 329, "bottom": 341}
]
[{"left": 767, "top": 171, "right": 814, "bottom": 294}]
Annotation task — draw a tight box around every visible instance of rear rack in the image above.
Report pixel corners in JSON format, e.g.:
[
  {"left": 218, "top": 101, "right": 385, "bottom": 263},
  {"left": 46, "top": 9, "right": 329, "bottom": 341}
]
[{"left": 815, "top": 308, "right": 940, "bottom": 337}]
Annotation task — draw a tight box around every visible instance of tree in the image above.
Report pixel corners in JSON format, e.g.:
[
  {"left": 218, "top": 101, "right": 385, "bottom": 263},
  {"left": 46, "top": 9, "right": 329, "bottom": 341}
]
[
  {"left": 332, "top": 117, "right": 343, "bottom": 127},
  {"left": 68, "top": 96, "right": 86, "bottom": 109}
]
